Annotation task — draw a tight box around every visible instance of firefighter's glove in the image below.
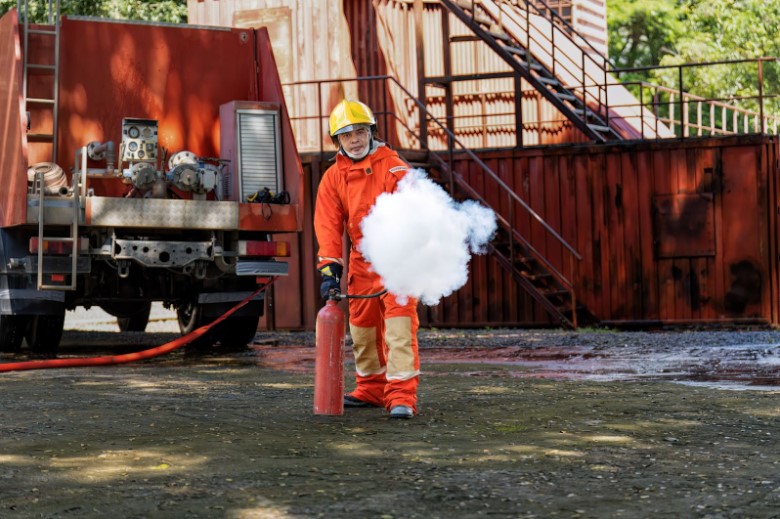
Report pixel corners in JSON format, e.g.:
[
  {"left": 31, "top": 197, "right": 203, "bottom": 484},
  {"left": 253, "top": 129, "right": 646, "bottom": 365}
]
[{"left": 319, "top": 263, "right": 343, "bottom": 300}]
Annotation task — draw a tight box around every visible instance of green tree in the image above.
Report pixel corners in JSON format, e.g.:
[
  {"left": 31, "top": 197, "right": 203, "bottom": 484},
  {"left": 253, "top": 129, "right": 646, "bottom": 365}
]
[
  {"left": 0, "top": 0, "right": 187, "bottom": 23},
  {"left": 608, "top": 0, "right": 780, "bottom": 128},
  {"left": 607, "top": 0, "right": 685, "bottom": 71},
  {"left": 655, "top": 0, "right": 780, "bottom": 111}
]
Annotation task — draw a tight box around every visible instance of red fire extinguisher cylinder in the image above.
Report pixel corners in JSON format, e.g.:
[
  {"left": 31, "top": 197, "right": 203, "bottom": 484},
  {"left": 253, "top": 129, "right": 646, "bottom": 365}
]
[{"left": 313, "top": 298, "right": 345, "bottom": 415}]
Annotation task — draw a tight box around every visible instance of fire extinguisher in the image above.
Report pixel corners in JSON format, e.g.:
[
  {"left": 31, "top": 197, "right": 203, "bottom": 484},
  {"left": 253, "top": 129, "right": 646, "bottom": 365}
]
[
  {"left": 313, "top": 294, "right": 345, "bottom": 415},
  {"left": 313, "top": 289, "right": 386, "bottom": 416}
]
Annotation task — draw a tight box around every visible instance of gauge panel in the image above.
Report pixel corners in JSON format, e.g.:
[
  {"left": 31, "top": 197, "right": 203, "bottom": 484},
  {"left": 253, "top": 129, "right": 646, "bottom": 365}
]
[{"left": 121, "top": 118, "right": 158, "bottom": 162}]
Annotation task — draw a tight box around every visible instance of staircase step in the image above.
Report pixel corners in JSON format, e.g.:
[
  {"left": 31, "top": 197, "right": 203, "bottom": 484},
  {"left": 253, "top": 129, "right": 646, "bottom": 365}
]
[
  {"left": 488, "top": 29, "right": 512, "bottom": 42},
  {"left": 455, "top": 0, "right": 476, "bottom": 9},
  {"left": 469, "top": 13, "right": 494, "bottom": 27},
  {"left": 588, "top": 124, "right": 611, "bottom": 133},
  {"left": 27, "top": 98, "right": 56, "bottom": 105},
  {"left": 556, "top": 93, "right": 577, "bottom": 101},
  {"left": 544, "top": 288, "right": 571, "bottom": 299},
  {"left": 537, "top": 76, "right": 560, "bottom": 86},
  {"left": 503, "top": 45, "right": 526, "bottom": 57},
  {"left": 521, "top": 271, "right": 552, "bottom": 282}
]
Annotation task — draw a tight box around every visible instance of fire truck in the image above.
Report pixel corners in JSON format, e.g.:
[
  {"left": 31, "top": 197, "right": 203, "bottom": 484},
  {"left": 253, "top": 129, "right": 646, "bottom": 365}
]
[{"left": 0, "top": 7, "right": 303, "bottom": 354}]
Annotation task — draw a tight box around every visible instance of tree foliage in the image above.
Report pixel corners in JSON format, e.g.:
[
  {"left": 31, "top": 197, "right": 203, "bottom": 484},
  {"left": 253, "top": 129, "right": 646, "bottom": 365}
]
[
  {"left": 608, "top": 0, "right": 780, "bottom": 118},
  {"left": 607, "top": 0, "right": 684, "bottom": 71},
  {"left": 0, "top": 0, "right": 187, "bottom": 23}
]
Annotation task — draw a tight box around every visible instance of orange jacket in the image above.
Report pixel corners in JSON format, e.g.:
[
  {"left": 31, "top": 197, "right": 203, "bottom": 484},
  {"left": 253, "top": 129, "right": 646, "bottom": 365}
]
[{"left": 314, "top": 144, "right": 409, "bottom": 266}]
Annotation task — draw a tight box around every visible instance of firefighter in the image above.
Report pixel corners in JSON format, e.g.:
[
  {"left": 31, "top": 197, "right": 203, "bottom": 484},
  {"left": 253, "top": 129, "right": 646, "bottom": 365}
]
[{"left": 314, "top": 99, "right": 419, "bottom": 419}]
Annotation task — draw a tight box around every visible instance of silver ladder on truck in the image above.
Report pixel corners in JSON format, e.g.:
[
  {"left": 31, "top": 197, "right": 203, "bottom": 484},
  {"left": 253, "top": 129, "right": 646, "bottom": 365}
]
[{"left": 19, "top": 0, "right": 80, "bottom": 291}]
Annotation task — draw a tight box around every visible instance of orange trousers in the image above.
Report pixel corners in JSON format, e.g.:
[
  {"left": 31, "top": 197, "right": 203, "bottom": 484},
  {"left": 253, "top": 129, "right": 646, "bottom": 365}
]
[{"left": 346, "top": 259, "right": 419, "bottom": 412}]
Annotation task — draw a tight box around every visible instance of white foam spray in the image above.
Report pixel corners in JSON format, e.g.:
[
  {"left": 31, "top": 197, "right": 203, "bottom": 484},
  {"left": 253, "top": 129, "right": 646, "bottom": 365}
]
[{"left": 359, "top": 169, "right": 497, "bottom": 305}]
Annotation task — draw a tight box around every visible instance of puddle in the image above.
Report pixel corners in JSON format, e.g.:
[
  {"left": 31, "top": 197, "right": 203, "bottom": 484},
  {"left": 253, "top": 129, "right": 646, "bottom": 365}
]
[{"left": 34, "top": 329, "right": 780, "bottom": 391}]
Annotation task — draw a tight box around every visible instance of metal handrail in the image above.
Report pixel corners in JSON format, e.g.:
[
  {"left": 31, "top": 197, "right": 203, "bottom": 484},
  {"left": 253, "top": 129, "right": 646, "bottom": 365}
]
[{"left": 613, "top": 57, "right": 780, "bottom": 138}]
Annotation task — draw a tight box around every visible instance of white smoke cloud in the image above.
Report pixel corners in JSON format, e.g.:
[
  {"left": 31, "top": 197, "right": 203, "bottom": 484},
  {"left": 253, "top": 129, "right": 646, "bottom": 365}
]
[{"left": 359, "top": 169, "right": 497, "bottom": 306}]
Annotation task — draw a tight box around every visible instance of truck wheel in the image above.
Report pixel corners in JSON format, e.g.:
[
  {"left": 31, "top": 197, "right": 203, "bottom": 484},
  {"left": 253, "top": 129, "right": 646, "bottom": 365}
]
[
  {"left": 177, "top": 302, "right": 214, "bottom": 350},
  {"left": 117, "top": 303, "right": 152, "bottom": 332},
  {"left": 0, "top": 315, "right": 29, "bottom": 353},
  {"left": 177, "top": 302, "right": 202, "bottom": 335},
  {"left": 217, "top": 302, "right": 262, "bottom": 349},
  {"left": 25, "top": 311, "right": 66, "bottom": 356}
]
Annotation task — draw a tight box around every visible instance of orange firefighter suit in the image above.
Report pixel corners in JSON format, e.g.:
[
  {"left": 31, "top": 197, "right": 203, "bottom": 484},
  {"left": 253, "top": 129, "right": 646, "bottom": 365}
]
[{"left": 314, "top": 143, "right": 420, "bottom": 413}]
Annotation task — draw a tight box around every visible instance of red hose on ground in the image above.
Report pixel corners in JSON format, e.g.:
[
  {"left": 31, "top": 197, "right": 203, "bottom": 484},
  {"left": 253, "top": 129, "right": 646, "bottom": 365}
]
[{"left": 0, "top": 283, "right": 271, "bottom": 373}]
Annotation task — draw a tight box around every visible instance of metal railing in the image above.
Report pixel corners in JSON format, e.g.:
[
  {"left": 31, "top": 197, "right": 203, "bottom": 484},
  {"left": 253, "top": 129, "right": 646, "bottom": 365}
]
[{"left": 614, "top": 58, "right": 780, "bottom": 139}]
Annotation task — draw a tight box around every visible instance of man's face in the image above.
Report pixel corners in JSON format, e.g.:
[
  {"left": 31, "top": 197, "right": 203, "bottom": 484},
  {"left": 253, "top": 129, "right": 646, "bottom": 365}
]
[{"left": 338, "top": 126, "right": 371, "bottom": 159}]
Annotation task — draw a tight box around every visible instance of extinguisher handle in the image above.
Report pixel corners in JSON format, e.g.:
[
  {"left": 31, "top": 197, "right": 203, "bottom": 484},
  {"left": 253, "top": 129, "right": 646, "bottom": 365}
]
[{"left": 336, "top": 289, "right": 387, "bottom": 300}]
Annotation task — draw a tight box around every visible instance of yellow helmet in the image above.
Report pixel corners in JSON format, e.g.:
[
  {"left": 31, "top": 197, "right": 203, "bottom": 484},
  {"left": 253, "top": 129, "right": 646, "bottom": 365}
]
[{"left": 328, "top": 99, "right": 376, "bottom": 137}]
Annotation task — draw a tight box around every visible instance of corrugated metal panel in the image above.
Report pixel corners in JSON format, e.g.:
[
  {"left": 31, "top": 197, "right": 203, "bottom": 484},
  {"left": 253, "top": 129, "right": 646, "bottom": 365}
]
[
  {"left": 367, "top": 0, "right": 587, "bottom": 149},
  {"left": 423, "top": 136, "right": 779, "bottom": 327},
  {"left": 237, "top": 110, "right": 281, "bottom": 199},
  {"left": 293, "top": 136, "right": 780, "bottom": 330},
  {"left": 188, "top": 1, "right": 597, "bottom": 151},
  {"left": 571, "top": 0, "right": 607, "bottom": 58}
]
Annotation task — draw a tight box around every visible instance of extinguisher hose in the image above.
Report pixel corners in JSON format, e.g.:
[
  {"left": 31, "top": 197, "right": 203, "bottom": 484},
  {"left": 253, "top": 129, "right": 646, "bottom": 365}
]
[
  {"left": 0, "top": 280, "right": 274, "bottom": 373},
  {"left": 336, "top": 289, "right": 387, "bottom": 300}
]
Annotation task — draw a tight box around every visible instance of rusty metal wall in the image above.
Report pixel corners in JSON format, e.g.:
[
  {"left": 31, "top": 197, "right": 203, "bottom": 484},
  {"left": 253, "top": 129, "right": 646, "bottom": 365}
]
[
  {"left": 290, "top": 135, "right": 780, "bottom": 329},
  {"left": 187, "top": 1, "right": 592, "bottom": 150},
  {"left": 438, "top": 135, "right": 779, "bottom": 327}
]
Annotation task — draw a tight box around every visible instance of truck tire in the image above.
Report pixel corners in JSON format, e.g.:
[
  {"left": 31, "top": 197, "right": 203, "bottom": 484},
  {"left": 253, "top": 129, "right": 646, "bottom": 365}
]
[
  {"left": 177, "top": 302, "right": 214, "bottom": 351},
  {"left": 0, "top": 315, "right": 29, "bottom": 353},
  {"left": 217, "top": 303, "right": 262, "bottom": 349},
  {"left": 25, "top": 312, "right": 66, "bottom": 355},
  {"left": 177, "top": 301, "right": 262, "bottom": 351},
  {"left": 117, "top": 303, "right": 152, "bottom": 332}
]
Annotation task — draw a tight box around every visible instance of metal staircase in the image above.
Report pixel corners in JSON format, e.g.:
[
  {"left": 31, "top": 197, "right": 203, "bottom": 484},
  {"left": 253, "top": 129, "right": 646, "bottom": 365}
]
[
  {"left": 409, "top": 148, "right": 592, "bottom": 328},
  {"left": 440, "top": 0, "right": 622, "bottom": 142}
]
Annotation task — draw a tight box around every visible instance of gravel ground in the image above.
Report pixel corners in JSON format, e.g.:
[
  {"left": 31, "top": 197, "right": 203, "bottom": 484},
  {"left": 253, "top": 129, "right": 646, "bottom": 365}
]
[{"left": 3, "top": 313, "right": 777, "bottom": 518}]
